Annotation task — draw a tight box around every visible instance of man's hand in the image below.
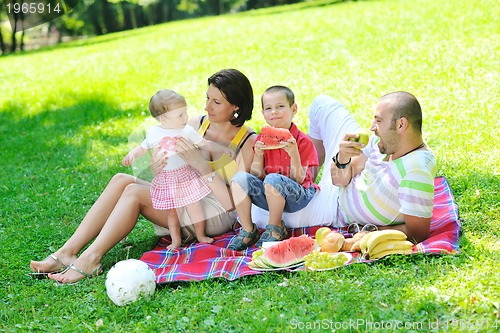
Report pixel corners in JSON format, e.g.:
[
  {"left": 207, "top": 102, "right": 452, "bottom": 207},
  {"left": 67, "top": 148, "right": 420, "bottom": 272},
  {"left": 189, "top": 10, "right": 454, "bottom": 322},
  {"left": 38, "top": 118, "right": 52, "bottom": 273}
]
[{"left": 337, "top": 133, "right": 366, "bottom": 164}]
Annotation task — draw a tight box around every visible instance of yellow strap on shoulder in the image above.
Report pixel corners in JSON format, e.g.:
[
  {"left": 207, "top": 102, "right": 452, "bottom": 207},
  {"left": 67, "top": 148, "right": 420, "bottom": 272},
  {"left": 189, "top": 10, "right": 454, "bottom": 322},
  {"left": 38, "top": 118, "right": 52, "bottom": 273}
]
[
  {"left": 229, "top": 124, "right": 249, "bottom": 150},
  {"left": 198, "top": 117, "right": 249, "bottom": 151}
]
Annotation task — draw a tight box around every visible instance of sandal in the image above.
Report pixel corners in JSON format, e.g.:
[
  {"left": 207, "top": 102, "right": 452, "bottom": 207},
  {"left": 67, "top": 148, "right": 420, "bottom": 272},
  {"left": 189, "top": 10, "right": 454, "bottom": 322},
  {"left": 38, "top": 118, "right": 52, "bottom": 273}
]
[
  {"left": 29, "top": 254, "right": 70, "bottom": 279},
  {"left": 256, "top": 222, "right": 288, "bottom": 247},
  {"left": 228, "top": 224, "right": 260, "bottom": 251},
  {"left": 54, "top": 264, "right": 103, "bottom": 285},
  {"left": 347, "top": 223, "right": 378, "bottom": 235}
]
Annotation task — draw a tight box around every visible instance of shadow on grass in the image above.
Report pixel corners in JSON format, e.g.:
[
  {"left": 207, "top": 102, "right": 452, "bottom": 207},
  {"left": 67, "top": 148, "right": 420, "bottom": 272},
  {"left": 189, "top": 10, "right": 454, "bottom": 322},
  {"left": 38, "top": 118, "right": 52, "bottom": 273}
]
[{"left": 0, "top": 96, "right": 156, "bottom": 282}]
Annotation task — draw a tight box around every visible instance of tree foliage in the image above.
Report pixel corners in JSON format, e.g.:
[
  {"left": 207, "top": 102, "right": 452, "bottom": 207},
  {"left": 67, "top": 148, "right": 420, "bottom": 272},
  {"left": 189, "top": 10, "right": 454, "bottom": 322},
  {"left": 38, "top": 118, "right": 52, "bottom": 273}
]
[{"left": 0, "top": 0, "right": 328, "bottom": 54}]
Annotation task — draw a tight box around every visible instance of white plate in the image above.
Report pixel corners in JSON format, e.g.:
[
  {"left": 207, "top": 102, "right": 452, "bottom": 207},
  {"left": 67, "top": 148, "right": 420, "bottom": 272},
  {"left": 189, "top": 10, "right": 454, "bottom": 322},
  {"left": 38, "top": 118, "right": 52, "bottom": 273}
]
[
  {"left": 248, "top": 261, "right": 304, "bottom": 271},
  {"left": 305, "top": 252, "right": 353, "bottom": 271},
  {"left": 261, "top": 241, "right": 282, "bottom": 249}
]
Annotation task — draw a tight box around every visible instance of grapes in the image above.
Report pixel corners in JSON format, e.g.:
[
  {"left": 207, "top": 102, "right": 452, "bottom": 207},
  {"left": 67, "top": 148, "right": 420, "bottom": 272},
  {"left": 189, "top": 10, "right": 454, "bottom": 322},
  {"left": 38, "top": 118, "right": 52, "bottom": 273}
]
[{"left": 304, "top": 250, "right": 349, "bottom": 270}]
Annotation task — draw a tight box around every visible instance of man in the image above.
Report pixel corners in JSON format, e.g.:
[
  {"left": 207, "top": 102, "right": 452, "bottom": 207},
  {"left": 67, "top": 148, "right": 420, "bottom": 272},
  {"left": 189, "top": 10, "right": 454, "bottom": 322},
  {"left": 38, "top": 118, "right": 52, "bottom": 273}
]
[{"left": 330, "top": 92, "right": 436, "bottom": 242}]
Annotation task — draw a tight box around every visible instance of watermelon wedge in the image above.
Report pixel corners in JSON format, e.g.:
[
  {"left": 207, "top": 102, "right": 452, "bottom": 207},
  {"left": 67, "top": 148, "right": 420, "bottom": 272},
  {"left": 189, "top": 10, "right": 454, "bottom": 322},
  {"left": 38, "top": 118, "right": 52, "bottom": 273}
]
[
  {"left": 260, "top": 126, "right": 293, "bottom": 149},
  {"left": 259, "top": 235, "right": 315, "bottom": 268}
]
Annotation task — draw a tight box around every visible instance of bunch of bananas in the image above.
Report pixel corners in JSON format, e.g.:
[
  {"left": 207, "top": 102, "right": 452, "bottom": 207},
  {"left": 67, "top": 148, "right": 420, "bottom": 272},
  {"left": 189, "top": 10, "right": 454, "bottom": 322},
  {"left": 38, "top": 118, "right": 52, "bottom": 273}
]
[{"left": 359, "top": 230, "right": 414, "bottom": 260}]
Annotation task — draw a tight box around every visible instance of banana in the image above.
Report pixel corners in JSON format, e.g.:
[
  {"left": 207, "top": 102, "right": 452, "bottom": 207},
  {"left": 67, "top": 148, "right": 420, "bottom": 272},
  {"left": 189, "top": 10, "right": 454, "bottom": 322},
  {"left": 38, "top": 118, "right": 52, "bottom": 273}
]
[
  {"left": 363, "top": 230, "right": 407, "bottom": 254},
  {"left": 369, "top": 240, "right": 413, "bottom": 258},
  {"left": 369, "top": 248, "right": 413, "bottom": 260},
  {"left": 359, "top": 231, "right": 377, "bottom": 253}
]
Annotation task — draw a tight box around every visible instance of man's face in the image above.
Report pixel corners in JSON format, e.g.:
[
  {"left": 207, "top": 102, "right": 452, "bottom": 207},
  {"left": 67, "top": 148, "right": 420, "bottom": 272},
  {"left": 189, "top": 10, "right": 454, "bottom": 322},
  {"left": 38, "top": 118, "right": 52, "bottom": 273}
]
[{"left": 370, "top": 100, "right": 399, "bottom": 155}]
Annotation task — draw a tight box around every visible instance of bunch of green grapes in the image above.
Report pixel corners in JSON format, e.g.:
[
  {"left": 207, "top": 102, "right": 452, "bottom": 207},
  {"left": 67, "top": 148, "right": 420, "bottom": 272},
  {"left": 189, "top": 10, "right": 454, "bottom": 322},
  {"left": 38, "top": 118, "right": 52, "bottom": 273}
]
[{"left": 304, "top": 250, "right": 349, "bottom": 270}]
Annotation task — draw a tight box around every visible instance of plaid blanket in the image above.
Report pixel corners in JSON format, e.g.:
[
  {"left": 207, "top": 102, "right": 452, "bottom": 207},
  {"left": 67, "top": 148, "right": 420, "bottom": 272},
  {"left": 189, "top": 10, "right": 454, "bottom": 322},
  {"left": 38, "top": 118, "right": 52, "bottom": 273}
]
[{"left": 140, "top": 176, "right": 461, "bottom": 284}]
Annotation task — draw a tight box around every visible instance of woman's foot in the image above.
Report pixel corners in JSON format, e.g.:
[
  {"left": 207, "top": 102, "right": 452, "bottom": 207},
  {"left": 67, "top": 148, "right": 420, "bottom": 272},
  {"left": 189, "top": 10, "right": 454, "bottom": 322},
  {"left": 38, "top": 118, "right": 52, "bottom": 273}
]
[
  {"left": 196, "top": 236, "right": 214, "bottom": 244},
  {"left": 30, "top": 253, "right": 76, "bottom": 274},
  {"left": 48, "top": 256, "right": 102, "bottom": 284}
]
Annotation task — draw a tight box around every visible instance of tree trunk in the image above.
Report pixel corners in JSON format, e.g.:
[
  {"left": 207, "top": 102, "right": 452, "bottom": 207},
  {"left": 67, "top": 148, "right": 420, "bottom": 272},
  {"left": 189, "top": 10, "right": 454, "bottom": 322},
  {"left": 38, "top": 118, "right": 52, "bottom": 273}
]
[
  {"left": 20, "top": 28, "right": 25, "bottom": 52},
  {"left": 100, "top": 0, "right": 119, "bottom": 33},
  {"left": 0, "top": 28, "right": 5, "bottom": 55}
]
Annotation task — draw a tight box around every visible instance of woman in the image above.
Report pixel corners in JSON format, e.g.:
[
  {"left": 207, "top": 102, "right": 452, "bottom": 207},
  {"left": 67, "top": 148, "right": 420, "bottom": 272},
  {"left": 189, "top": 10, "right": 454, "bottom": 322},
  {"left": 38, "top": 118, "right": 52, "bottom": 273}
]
[{"left": 30, "top": 69, "right": 257, "bottom": 284}]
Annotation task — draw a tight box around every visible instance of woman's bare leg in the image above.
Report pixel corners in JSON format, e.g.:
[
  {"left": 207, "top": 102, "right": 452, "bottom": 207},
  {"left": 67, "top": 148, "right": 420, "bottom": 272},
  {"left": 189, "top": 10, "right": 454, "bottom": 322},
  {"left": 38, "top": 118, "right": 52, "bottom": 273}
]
[
  {"left": 30, "top": 173, "right": 140, "bottom": 273},
  {"left": 49, "top": 179, "right": 173, "bottom": 284}
]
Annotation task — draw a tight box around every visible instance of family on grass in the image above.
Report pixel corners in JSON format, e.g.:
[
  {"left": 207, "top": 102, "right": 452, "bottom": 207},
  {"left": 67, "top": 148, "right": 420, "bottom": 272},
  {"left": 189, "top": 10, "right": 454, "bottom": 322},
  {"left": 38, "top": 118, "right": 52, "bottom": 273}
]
[{"left": 30, "top": 69, "right": 436, "bottom": 284}]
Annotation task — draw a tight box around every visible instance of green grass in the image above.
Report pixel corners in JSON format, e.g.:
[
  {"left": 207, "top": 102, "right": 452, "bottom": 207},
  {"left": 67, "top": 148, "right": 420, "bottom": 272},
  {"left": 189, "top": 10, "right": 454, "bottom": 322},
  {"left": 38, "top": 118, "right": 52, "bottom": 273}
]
[{"left": 1, "top": 0, "right": 499, "bottom": 331}]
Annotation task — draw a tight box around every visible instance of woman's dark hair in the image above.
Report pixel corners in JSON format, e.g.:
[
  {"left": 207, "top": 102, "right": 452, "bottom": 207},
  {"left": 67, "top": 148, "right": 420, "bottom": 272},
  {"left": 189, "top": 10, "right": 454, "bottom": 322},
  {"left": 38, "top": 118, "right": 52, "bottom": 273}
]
[{"left": 208, "top": 69, "right": 254, "bottom": 127}]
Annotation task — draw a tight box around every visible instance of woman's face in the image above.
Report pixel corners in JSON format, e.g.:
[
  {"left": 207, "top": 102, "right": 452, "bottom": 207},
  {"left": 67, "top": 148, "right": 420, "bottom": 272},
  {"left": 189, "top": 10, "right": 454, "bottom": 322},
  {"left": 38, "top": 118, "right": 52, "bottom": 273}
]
[{"left": 204, "top": 84, "right": 237, "bottom": 124}]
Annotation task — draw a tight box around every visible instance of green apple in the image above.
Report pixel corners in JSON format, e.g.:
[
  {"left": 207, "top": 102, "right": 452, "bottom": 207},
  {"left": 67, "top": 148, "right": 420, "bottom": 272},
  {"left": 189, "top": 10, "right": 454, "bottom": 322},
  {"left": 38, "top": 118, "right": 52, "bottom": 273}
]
[
  {"left": 315, "top": 227, "right": 332, "bottom": 246},
  {"left": 357, "top": 130, "right": 370, "bottom": 145},
  {"left": 349, "top": 130, "right": 370, "bottom": 148}
]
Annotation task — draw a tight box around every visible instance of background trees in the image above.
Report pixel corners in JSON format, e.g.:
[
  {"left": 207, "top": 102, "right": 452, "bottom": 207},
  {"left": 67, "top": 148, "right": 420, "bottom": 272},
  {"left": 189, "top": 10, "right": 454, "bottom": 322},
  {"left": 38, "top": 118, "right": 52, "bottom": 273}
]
[{"left": 1, "top": 0, "right": 336, "bottom": 54}]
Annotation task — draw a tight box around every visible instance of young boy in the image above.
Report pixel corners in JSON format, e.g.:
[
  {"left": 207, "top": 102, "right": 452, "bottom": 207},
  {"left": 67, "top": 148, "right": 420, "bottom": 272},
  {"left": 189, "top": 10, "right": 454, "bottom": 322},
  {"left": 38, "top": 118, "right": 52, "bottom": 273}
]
[{"left": 227, "top": 85, "right": 320, "bottom": 251}]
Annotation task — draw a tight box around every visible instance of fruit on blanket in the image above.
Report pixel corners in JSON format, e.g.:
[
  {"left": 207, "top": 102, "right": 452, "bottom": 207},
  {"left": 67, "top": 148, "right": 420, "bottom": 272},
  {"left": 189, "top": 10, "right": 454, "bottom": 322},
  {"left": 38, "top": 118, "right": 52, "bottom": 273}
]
[
  {"left": 359, "top": 230, "right": 413, "bottom": 260},
  {"left": 362, "top": 230, "right": 407, "bottom": 254},
  {"left": 315, "top": 227, "right": 332, "bottom": 246},
  {"left": 252, "top": 249, "right": 264, "bottom": 261},
  {"left": 341, "top": 238, "right": 361, "bottom": 252},
  {"left": 369, "top": 248, "right": 414, "bottom": 260},
  {"left": 341, "top": 231, "right": 371, "bottom": 252},
  {"left": 260, "top": 126, "right": 293, "bottom": 148},
  {"left": 320, "top": 231, "right": 345, "bottom": 253},
  {"left": 349, "top": 130, "right": 370, "bottom": 148},
  {"left": 105, "top": 259, "right": 156, "bottom": 306},
  {"left": 260, "top": 235, "right": 315, "bottom": 268},
  {"left": 369, "top": 240, "right": 414, "bottom": 258}
]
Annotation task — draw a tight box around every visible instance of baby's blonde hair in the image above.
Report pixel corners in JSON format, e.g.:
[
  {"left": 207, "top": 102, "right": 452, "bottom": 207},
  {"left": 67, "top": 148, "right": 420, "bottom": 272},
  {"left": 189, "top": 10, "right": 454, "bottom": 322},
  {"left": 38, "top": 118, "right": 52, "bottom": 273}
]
[{"left": 149, "top": 89, "right": 186, "bottom": 118}]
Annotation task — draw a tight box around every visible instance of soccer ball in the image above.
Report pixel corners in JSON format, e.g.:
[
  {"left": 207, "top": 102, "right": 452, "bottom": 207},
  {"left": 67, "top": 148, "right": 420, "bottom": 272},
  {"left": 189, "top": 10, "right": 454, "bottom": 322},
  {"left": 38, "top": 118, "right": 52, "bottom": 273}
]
[{"left": 105, "top": 259, "right": 156, "bottom": 306}]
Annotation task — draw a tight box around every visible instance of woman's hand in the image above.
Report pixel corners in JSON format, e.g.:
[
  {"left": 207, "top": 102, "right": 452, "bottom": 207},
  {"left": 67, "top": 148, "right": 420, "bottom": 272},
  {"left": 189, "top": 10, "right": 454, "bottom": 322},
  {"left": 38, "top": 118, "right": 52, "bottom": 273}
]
[
  {"left": 176, "top": 137, "right": 212, "bottom": 174},
  {"left": 150, "top": 146, "right": 168, "bottom": 176}
]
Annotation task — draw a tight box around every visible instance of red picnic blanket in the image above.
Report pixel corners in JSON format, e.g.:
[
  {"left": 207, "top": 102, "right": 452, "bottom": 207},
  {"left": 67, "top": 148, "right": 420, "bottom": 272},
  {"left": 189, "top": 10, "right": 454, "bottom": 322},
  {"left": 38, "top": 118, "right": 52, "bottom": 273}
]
[{"left": 140, "top": 176, "right": 461, "bottom": 284}]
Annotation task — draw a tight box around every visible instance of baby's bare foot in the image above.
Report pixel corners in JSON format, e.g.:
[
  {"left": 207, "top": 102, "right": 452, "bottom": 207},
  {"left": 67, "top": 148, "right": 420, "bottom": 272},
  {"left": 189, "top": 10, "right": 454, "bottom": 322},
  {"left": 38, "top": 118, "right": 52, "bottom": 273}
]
[
  {"left": 197, "top": 236, "right": 214, "bottom": 244},
  {"left": 167, "top": 241, "right": 182, "bottom": 250}
]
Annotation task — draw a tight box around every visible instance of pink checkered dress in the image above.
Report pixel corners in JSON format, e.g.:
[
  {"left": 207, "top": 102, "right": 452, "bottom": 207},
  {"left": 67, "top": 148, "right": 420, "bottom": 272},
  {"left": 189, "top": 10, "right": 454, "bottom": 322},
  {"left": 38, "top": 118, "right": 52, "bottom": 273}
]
[{"left": 150, "top": 164, "right": 211, "bottom": 210}]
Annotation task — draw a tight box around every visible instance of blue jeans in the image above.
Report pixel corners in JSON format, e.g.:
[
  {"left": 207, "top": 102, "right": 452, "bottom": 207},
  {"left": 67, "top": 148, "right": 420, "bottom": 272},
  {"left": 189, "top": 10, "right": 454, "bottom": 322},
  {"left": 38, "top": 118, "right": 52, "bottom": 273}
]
[{"left": 231, "top": 172, "right": 317, "bottom": 213}]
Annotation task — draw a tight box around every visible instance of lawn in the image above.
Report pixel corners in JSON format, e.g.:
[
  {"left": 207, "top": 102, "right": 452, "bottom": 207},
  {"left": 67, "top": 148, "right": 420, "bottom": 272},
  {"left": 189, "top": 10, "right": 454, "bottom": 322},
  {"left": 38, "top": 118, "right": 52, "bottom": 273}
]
[{"left": 0, "top": 0, "right": 499, "bottom": 331}]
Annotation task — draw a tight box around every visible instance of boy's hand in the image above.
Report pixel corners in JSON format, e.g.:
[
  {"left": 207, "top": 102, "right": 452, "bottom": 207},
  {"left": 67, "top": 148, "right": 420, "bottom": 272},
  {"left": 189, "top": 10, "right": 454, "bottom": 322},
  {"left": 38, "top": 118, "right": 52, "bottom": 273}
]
[
  {"left": 281, "top": 137, "right": 298, "bottom": 156},
  {"left": 253, "top": 140, "right": 266, "bottom": 158},
  {"left": 122, "top": 154, "right": 135, "bottom": 166}
]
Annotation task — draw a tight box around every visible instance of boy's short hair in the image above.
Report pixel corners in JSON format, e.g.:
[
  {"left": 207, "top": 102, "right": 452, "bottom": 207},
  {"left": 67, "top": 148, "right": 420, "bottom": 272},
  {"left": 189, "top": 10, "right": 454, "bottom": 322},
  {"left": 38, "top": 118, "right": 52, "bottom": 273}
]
[
  {"left": 261, "top": 85, "right": 295, "bottom": 108},
  {"left": 149, "top": 89, "right": 186, "bottom": 118}
]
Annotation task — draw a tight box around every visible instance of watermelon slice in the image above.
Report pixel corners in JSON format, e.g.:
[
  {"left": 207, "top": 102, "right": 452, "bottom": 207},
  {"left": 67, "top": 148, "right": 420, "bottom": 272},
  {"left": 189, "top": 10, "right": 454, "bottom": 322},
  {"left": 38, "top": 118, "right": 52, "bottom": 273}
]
[
  {"left": 260, "top": 126, "right": 293, "bottom": 149},
  {"left": 260, "top": 235, "right": 315, "bottom": 268}
]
